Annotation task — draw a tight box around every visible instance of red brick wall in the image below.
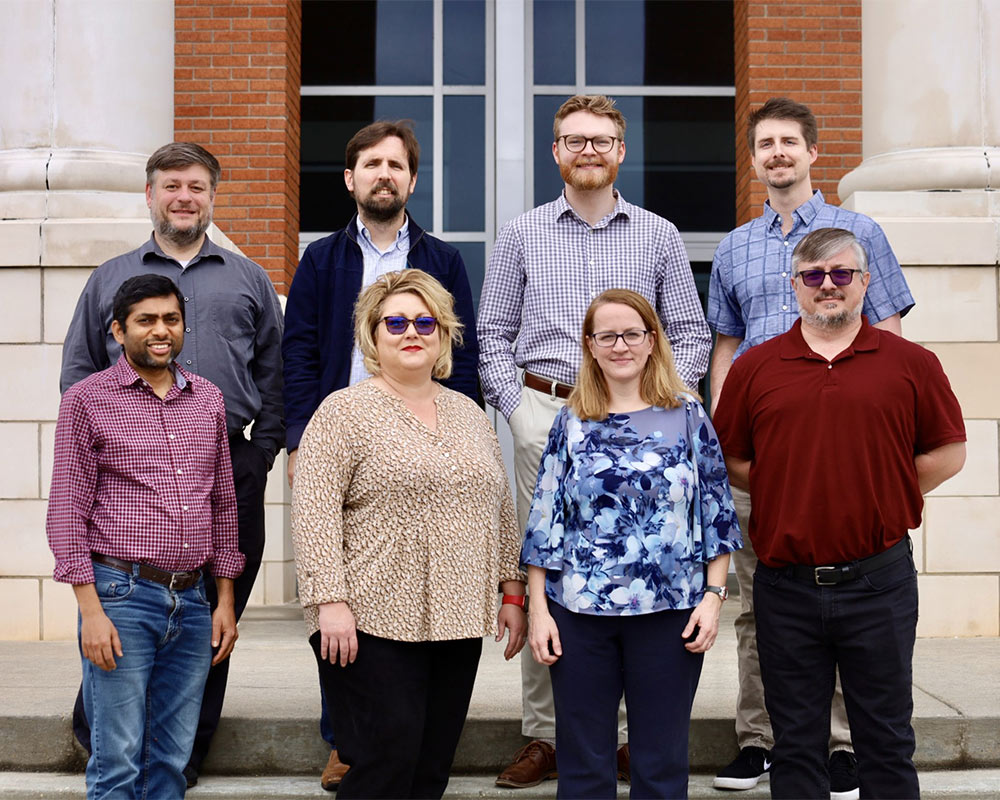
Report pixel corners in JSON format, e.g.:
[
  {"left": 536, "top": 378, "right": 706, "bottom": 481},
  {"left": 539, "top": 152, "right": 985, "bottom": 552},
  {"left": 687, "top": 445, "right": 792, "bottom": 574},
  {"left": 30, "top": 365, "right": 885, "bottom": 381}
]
[
  {"left": 174, "top": 0, "right": 302, "bottom": 294},
  {"left": 734, "top": 1, "right": 862, "bottom": 226}
]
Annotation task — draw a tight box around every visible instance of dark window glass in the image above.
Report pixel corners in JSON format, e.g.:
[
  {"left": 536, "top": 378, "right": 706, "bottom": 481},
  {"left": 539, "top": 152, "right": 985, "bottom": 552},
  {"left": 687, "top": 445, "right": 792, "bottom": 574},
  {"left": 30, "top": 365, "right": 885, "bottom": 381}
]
[
  {"left": 533, "top": 0, "right": 575, "bottom": 85},
  {"left": 302, "top": 1, "right": 433, "bottom": 86},
  {"left": 444, "top": 96, "right": 486, "bottom": 231},
  {"left": 585, "top": 0, "right": 734, "bottom": 86},
  {"left": 534, "top": 95, "right": 734, "bottom": 233},
  {"left": 300, "top": 96, "right": 433, "bottom": 233},
  {"left": 444, "top": 0, "right": 485, "bottom": 84},
  {"left": 451, "top": 241, "right": 486, "bottom": 313}
]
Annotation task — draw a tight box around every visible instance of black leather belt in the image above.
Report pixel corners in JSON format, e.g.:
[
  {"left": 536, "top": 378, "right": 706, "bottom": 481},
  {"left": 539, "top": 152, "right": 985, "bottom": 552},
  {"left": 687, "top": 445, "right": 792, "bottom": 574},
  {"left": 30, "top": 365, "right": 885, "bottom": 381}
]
[
  {"left": 92, "top": 553, "right": 203, "bottom": 591},
  {"left": 782, "top": 537, "right": 912, "bottom": 586},
  {"left": 524, "top": 372, "right": 573, "bottom": 400}
]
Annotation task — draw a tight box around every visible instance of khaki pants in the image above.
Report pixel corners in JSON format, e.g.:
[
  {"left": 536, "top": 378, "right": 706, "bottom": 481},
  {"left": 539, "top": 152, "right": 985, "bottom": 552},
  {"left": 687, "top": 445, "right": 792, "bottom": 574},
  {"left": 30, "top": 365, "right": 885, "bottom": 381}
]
[
  {"left": 510, "top": 385, "right": 628, "bottom": 743},
  {"left": 732, "top": 486, "right": 852, "bottom": 752}
]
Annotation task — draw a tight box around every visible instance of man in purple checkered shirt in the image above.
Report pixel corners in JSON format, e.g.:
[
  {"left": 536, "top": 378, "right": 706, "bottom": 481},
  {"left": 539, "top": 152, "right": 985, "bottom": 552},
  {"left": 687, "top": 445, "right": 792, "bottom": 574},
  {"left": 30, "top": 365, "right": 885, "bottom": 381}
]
[
  {"left": 48, "top": 274, "right": 244, "bottom": 799},
  {"left": 479, "top": 94, "right": 711, "bottom": 789},
  {"left": 708, "top": 97, "right": 915, "bottom": 798}
]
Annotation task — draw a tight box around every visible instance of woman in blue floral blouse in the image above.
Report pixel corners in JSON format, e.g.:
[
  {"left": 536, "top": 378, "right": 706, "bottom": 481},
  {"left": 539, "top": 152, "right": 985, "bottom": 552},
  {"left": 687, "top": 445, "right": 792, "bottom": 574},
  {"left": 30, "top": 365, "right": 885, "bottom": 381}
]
[{"left": 522, "top": 289, "right": 742, "bottom": 799}]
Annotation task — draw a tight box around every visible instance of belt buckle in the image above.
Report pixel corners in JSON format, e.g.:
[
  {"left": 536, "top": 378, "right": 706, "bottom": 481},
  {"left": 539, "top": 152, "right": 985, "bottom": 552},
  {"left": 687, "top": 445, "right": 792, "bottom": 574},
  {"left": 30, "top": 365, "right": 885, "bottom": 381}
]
[
  {"left": 169, "top": 572, "right": 185, "bottom": 591},
  {"left": 814, "top": 566, "right": 840, "bottom": 586}
]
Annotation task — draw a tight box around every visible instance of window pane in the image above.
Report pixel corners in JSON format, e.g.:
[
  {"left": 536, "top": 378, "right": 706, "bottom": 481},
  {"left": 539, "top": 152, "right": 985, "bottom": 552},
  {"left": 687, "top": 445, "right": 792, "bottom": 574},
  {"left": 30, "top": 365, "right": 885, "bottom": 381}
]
[
  {"left": 585, "top": 1, "right": 734, "bottom": 86},
  {"left": 300, "top": 96, "right": 434, "bottom": 233},
  {"left": 533, "top": 0, "right": 575, "bottom": 85},
  {"left": 444, "top": 0, "right": 485, "bottom": 85},
  {"left": 444, "top": 96, "right": 486, "bottom": 232},
  {"left": 302, "top": 1, "right": 433, "bottom": 86},
  {"left": 532, "top": 95, "right": 566, "bottom": 207},
  {"left": 451, "top": 241, "right": 486, "bottom": 313}
]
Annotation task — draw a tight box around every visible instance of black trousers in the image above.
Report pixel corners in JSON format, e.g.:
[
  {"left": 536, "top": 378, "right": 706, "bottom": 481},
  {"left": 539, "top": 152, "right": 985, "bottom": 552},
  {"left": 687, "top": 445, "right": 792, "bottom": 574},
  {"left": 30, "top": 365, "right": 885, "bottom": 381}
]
[
  {"left": 73, "top": 435, "right": 269, "bottom": 772},
  {"left": 548, "top": 602, "right": 703, "bottom": 800},
  {"left": 754, "top": 551, "right": 919, "bottom": 799},
  {"left": 311, "top": 630, "right": 482, "bottom": 800}
]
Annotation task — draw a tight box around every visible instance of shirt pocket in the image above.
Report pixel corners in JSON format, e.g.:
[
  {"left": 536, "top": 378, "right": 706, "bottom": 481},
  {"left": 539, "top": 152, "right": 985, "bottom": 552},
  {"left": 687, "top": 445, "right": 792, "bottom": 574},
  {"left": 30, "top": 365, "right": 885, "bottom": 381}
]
[{"left": 209, "top": 295, "right": 256, "bottom": 341}]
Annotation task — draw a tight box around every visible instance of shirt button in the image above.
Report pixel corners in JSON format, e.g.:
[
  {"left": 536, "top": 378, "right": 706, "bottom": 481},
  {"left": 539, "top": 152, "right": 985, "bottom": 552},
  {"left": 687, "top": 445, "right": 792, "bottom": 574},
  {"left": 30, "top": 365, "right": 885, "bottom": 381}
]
[
  {"left": 828, "top": 364, "right": 833, "bottom": 370},
  {"left": 176, "top": 469, "right": 183, "bottom": 475},
  {"left": 781, "top": 272, "right": 787, "bottom": 277},
  {"left": 168, "top": 434, "right": 175, "bottom": 440},
  {"left": 183, "top": 543, "right": 189, "bottom": 549},
  {"left": 185, "top": 327, "right": 191, "bottom": 332},
  {"left": 782, "top": 305, "right": 788, "bottom": 311},
  {"left": 784, "top": 240, "right": 790, "bottom": 247},
  {"left": 184, "top": 297, "right": 190, "bottom": 301},
  {"left": 182, "top": 505, "right": 188, "bottom": 511},
  {"left": 186, "top": 360, "right": 192, "bottom": 365}
]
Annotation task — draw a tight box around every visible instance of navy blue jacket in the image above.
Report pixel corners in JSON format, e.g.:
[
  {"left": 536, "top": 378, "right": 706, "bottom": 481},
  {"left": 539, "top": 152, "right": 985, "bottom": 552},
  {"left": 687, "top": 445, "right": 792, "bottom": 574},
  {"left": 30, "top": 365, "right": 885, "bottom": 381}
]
[{"left": 282, "top": 215, "right": 479, "bottom": 450}]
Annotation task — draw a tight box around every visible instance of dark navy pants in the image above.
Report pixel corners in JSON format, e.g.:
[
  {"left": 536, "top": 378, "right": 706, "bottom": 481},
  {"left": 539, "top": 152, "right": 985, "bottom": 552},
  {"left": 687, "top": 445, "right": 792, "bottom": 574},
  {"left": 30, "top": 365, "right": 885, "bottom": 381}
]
[
  {"left": 548, "top": 602, "right": 703, "bottom": 799},
  {"left": 754, "top": 551, "right": 919, "bottom": 799}
]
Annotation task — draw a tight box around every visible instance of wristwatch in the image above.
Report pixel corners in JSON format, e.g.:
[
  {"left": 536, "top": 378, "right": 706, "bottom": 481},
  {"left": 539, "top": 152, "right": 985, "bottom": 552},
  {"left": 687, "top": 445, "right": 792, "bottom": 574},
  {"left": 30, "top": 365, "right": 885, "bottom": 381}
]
[
  {"left": 502, "top": 594, "right": 527, "bottom": 610},
  {"left": 705, "top": 585, "right": 729, "bottom": 601}
]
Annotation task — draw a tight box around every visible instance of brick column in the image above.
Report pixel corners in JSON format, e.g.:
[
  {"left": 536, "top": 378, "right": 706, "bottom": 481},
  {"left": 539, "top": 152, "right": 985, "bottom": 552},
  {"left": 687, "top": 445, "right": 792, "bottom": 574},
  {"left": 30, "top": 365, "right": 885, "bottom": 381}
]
[
  {"left": 174, "top": 0, "right": 302, "bottom": 294},
  {"left": 733, "top": 0, "right": 862, "bottom": 225}
]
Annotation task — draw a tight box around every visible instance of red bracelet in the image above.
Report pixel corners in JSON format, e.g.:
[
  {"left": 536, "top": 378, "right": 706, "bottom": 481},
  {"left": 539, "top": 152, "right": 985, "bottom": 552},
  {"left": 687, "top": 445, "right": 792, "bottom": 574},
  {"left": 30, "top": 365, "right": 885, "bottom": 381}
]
[{"left": 502, "top": 594, "right": 526, "bottom": 609}]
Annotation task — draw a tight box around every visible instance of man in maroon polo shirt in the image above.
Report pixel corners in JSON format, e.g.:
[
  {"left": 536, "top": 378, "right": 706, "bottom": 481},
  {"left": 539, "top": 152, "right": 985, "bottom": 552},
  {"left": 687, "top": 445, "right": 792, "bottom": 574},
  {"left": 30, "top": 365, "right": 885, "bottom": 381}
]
[{"left": 713, "top": 227, "right": 966, "bottom": 799}]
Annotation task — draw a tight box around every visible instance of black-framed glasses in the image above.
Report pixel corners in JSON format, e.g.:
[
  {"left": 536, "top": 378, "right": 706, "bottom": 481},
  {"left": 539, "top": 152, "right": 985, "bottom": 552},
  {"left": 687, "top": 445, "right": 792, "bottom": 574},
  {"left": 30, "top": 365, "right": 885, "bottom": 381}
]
[
  {"left": 557, "top": 134, "right": 619, "bottom": 154},
  {"left": 382, "top": 316, "right": 438, "bottom": 335},
  {"left": 589, "top": 329, "right": 650, "bottom": 348},
  {"left": 795, "top": 268, "right": 863, "bottom": 287}
]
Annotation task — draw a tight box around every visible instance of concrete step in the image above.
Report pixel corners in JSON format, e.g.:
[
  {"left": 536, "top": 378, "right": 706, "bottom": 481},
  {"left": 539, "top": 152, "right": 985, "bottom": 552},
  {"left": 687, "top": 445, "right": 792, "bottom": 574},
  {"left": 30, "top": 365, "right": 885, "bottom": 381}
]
[
  {"left": 1, "top": 770, "right": 999, "bottom": 799},
  {"left": 1, "top": 605, "right": 997, "bottom": 777}
]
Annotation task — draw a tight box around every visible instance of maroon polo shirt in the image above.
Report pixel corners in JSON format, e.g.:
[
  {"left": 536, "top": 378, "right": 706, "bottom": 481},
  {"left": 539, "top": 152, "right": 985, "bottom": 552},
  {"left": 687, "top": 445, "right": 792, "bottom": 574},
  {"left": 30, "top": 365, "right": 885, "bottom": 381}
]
[{"left": 714, "top": 317, "right": 965, "bottom": 568}]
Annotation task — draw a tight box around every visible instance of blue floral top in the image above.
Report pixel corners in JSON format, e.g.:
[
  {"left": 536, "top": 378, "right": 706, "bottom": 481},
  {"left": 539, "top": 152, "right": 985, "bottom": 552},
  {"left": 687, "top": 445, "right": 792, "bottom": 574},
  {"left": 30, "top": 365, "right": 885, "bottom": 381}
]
[{"left": 520, "top": 399, "right": 742, "bottom": 616}]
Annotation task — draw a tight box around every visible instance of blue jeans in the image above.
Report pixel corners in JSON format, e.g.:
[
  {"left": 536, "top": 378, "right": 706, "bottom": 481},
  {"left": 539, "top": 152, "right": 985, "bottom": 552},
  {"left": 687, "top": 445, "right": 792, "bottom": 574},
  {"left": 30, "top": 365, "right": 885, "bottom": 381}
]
[
  {"left": 81, "top": 562, "right": 213, "bottom": 800},
  {"left": 754, "top": 550, "right": 919, "bottom": 799}
]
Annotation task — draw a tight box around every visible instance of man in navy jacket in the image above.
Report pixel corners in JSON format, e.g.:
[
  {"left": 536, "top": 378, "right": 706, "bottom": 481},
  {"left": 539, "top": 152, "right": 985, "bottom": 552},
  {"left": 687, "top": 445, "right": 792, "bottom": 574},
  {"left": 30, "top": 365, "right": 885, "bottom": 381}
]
[{"left": 281, "top": 119, "right": 479, "bottom": 790}]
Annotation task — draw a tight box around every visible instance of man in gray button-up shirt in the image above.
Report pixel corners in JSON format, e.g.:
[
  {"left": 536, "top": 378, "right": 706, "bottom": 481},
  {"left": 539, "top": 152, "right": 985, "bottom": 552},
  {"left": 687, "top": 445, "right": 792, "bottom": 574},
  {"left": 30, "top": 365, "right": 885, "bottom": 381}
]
[{"left": 60, "top": 142, "right": 284, "bottom": 786}]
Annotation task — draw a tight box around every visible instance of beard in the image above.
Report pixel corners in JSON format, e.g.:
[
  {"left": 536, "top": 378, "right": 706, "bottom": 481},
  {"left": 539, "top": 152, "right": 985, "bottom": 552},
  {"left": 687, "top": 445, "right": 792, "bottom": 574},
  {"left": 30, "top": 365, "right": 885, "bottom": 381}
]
[
  {"left": 152, "top": 208, "right": 211, "bottom": 248},
  {"left": 800, "top": 294, "right": 863, "bottom": 331},
  {"left": 355, "top": 180, "right": 410, "bottom": 224},
  {"left": 762, "top": 157, "right": 798, "bottom": 190},
  {"left": 559, "top": 157, "right": 619, "bottom": 191},
  {"left": 125, "top": 339, "right": 180, "bottom": 370}
]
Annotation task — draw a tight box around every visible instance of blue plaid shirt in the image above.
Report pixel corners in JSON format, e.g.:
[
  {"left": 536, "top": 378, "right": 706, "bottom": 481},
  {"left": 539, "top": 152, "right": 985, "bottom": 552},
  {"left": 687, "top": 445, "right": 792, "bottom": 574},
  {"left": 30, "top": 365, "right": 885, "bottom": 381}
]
[
  {"left": 708, "top": 191, "right": 914, "bottom": 360},
  {"left": 479, "top": 191, "right": 711, "bottom": 419}
]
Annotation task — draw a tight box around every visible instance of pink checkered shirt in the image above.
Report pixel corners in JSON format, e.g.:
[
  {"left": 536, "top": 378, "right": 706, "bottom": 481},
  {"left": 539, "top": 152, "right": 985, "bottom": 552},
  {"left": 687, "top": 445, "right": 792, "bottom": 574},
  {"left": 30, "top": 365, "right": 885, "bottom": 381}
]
[{"left": 47, "top": 355, "right": 244, "bottom": 585}]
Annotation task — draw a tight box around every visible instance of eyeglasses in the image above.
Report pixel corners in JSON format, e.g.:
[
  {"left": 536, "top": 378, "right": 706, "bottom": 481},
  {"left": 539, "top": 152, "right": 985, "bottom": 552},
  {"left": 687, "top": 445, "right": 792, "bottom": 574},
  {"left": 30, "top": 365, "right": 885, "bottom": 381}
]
[
  {"left": 589, "top": 329, "right": 650, "bottom": 347},
  {"left": 557, "top": 135, "right": 619, "bottom": 154},
  {"left": 795, "top": 268, "right": 863, "bottom": 287},
  {"left": 382, "top": 316, "right": 438, "bottom": 335}
]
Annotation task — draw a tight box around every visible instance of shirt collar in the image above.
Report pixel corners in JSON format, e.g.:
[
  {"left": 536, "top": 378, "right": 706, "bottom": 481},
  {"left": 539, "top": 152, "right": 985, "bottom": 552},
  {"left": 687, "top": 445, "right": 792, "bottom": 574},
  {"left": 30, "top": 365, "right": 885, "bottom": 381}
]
[
  {"left": 554, "top": 189, "right": 632, "bottom": 227},
  {"left": 140, "top": 233, "right": 225, "bottom": 268},
  {"left": 779, "top": 314, "right": 878, "bottom": 360},
  {"left": 762, "top": 189, "right": 826, "bottom": 232},
  {"left": 357, "top": 216, "right": 410, "bottom": 252},
  {"left": 112, "top": 353, "right": 193, "bottom": 393}
]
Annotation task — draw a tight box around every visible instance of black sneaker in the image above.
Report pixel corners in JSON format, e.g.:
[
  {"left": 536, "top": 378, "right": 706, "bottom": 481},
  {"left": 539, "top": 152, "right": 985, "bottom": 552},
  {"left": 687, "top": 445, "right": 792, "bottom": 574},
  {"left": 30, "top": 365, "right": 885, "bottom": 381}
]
[
  {"left": 183, "top": 765, "right": 199, "bottom": 789},
  {"left": 713, "top": 746, "right": 772, "bottom": 790},
  {"left": 828, "top": 750, "right": 859, "bottom": 800}
]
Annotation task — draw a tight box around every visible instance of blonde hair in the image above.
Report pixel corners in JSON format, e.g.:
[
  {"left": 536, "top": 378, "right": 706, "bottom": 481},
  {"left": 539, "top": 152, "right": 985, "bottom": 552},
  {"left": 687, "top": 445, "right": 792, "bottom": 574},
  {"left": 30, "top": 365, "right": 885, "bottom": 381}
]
[
  {"left": 553, "top": 95, "right": 626, "bottom": 141},
  {"left": 568, "top": 289, "right": 696, "bottom": 421},
  {"left": 353, "top": 269, "right": 464, "bottom": 380}
]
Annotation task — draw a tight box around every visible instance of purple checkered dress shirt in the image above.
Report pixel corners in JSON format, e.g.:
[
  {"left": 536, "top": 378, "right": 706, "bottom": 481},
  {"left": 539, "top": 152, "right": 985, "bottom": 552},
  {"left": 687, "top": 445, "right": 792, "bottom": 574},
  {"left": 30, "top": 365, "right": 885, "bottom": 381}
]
[
  {"left": 479, "top": 191, "right": 712, "bottom": 419},
  {"left": 47, "top": 355, "right": 243, "bottom": 585},
  {"left": 708, "top": 191, "right": 915, "bottom": 360}
]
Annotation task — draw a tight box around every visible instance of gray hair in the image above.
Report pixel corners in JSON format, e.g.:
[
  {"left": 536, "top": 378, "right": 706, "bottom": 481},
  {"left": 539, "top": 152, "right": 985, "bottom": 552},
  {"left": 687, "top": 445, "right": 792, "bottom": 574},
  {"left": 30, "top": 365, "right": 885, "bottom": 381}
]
[{"left": 792, "top": 227, "right": 868, "bottom": 275}]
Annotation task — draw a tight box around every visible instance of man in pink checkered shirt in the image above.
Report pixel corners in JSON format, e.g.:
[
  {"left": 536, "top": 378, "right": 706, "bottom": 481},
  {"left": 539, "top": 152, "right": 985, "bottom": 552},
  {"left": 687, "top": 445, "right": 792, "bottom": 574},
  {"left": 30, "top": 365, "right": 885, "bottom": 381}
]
[{"left": 47, "top": 274, "right": 244, "bottom": 799}]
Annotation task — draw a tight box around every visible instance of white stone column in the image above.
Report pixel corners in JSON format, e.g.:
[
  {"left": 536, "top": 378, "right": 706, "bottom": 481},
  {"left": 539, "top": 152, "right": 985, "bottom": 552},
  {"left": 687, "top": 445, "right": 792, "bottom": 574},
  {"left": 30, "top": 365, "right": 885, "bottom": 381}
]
[
  {"left": 0, "top": 0, "right": 175, "bottom": 640},
  {"left": 839, "top": 0, "right": 1000, "bottom": 637}
]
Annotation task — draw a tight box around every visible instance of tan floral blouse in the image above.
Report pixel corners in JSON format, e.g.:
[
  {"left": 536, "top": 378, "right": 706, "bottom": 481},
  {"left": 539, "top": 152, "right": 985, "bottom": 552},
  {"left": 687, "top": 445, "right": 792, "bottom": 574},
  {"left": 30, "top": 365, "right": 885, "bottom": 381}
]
[{"left": 291, "top": 380, "right": 523, "bottom": 641}]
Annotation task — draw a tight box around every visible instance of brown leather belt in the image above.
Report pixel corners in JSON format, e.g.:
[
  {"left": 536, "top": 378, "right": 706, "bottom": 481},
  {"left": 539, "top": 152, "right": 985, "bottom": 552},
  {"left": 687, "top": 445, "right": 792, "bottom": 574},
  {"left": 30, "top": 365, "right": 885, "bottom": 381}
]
[
  {"left": 524, "top": 371, "right": 573, "bottom": 400},
  {"left": 92, "top": 553, "right": 203, "bottom": 591}
]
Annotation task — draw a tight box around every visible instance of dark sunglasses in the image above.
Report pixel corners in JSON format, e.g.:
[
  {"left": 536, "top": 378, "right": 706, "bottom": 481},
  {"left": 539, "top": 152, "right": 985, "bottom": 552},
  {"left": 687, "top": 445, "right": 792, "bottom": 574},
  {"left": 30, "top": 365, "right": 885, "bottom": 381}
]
[
  {"left": 382, "top": 316, "right": 438, "bottom": 335},
  {"left": 795, "top": 268, "right": 863, "bottom": 287}
]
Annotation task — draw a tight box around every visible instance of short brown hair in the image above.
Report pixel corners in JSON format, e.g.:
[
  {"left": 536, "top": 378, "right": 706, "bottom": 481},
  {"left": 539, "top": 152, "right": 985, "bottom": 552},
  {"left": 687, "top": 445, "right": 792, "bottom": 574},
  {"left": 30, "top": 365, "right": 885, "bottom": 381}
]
[
  {"left": 747, "top": 97, "right": 818, "bottom": 151},
  {"left": 792, "top": 227, "right": 868, "bottom": 275},
  {"left": 146, "top": 142, "right": 221, "bottom": 189},
  {"left": 353, "top": 269, "right": 463, "bottom": 380},
  {"left": 553, "top": 95, "right": 626, "bottom": 141},
  {"left": 345, "top": 120, "right": 420, "bottom": 174},
  {"left": 568, "top": 289, "right": 696, "bottom": 421}
]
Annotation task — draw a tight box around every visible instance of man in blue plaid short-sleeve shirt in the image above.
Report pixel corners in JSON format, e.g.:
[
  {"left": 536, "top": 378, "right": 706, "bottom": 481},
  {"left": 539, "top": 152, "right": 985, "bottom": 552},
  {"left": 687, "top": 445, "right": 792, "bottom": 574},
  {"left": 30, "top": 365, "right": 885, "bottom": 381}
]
[
  {"left": 479, "top": 94, "right": 711, "bottom": 789},
  {"left": 708, "top": 97, "right": 915, "bottom": 797}
]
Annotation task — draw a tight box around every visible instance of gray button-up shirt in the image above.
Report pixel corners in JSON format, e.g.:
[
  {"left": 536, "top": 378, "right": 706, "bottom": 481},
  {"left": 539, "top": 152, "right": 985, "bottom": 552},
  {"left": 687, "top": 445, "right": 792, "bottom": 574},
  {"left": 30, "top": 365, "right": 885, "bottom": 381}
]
[{"left": 60, "top": 234, "right": 285, "bottom": 460}]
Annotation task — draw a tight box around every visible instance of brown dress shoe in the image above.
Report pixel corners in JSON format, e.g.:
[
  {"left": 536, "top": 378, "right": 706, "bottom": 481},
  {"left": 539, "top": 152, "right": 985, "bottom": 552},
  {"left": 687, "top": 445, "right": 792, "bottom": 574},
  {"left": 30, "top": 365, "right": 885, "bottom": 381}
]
[
  {"left": 495, "top": 740, "right": 558, "bottom": 788},
  {"left": 321, "top": 749, "right": 349, "bottom": 791},
  {"left": 617, "top": 743, "right": 630, "bottom": 783}
]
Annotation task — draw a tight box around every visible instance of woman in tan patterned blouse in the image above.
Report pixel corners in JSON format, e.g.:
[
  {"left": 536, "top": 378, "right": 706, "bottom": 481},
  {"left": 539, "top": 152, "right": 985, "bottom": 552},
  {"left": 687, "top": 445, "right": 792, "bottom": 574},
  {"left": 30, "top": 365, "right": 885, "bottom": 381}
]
[{"left": 291, "top": 269, "right": 526, "bottom": 800}]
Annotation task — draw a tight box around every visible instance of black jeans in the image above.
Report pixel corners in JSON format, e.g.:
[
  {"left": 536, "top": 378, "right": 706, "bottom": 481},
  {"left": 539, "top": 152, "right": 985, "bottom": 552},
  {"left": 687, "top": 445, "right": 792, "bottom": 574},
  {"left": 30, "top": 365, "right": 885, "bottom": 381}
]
[
  {"left": 311, "top": 630, "right": 482, "bottom": 800},
  {"left": 73, "top": 435, "right": 270, "bottom": 772},
  {"left": 754, "top": 550, "right": 919, "bottom": 799}
]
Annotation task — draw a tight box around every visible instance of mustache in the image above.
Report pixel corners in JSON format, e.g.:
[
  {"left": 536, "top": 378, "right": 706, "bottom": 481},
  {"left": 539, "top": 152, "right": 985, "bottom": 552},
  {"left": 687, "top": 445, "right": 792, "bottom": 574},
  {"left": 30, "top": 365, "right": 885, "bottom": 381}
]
[
  {"left": 766, "top": 157, "right": 793, "bottom": 168},
  {"left": 816, "top": 291, "right": 846, "bottom": 300},
  {"left": 371, "top": 180, "right": 398, "bottom": 194}
]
